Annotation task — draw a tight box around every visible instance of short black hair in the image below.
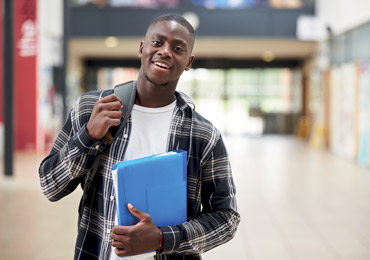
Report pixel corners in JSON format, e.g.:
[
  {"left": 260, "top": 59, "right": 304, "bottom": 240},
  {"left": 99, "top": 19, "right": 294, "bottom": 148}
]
[{"left": 149, "top": 14, "right": 195, "bottom": 47}]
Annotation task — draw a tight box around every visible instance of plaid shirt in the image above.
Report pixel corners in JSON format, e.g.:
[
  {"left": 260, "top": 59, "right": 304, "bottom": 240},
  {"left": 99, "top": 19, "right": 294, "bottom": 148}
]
[{"left": 39, "top": 89, "right": 240, "bottom": 260}]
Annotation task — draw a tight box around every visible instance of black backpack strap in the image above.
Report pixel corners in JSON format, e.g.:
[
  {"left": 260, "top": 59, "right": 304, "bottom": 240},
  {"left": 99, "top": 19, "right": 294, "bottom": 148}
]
[
  {"left": 103, "top": 80, "right": 137, "bottom": 144},
  {"left": 79, "top": 81, "right": 136, "bottom": 216}
]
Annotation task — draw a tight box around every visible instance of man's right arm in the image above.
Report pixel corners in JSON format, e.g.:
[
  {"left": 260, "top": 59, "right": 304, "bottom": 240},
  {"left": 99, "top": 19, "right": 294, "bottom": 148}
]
[
  {"left": 39, "top": 92, "right": 122, "bottom": 202},
  {"left": 39, "top": 95, "right": 106, "bottom": 202}
]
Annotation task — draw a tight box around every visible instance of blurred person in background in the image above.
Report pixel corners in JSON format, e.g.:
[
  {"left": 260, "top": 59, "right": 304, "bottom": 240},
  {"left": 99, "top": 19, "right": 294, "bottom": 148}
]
[{"left": 39, "top": 14, "right": 240, "bottom": 260}]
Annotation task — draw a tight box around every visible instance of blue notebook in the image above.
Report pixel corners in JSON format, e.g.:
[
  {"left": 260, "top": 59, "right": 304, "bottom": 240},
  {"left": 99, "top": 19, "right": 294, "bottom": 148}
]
[{"left": 112, "top": 150, "right": 187, "bottom": 227}]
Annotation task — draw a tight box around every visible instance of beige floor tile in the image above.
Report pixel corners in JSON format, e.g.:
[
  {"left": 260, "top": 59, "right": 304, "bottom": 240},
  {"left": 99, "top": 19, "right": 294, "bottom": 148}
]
[{"left": 1, "top": 136, "right": 370, "bottom": 260}]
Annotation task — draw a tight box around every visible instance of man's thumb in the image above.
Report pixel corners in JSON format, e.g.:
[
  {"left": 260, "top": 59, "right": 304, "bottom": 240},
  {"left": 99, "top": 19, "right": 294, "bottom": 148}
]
[{"left": 127, "top": 203, "right": 148, "bottom": 221}]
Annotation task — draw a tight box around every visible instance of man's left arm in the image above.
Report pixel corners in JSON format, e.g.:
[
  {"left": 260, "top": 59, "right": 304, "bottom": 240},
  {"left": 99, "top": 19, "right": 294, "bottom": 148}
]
[
  {"left": 160, "top": 136, "right": 241, "bottom": 255},
  {"left": 110, "top": 137, "right": 240, "bottom": 257}
]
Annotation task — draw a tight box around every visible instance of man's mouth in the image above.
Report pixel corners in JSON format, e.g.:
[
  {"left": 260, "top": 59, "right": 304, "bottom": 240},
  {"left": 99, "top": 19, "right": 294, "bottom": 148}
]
[{"left": 153, "top": 61, "right": 170, "bottom": 69}]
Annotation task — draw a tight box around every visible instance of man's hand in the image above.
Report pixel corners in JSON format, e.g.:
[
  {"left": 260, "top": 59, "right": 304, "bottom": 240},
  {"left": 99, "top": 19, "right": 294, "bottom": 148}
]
[
  {"left": 86, "top": 94, "right": 122, "bottom": 140},
  {"left": 110, "top": 203, "right": 160, "bottom": 257}
]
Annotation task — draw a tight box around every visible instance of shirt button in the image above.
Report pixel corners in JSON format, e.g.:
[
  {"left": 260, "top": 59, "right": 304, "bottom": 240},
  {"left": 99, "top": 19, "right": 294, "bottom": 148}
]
[
  {"left": 95, "top": 144, "right": 100, "bottom": 149},
  {"left": 110, "top": 196, "right": 115, "bottom": 201},
  {"left": 107, "top": 228, "right": 111, "bottom": 233},
  {"left": 123, "top": 134, "right": 128, "bottom": 139}
]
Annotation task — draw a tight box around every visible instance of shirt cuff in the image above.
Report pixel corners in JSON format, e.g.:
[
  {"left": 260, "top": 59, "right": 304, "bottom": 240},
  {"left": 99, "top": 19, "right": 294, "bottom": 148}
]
[
  {"left": 158, "top": 225, "right": 181, "bottom": 254},
  {"left": 72, "top": 123, "right": 105, "bottom": 155}
]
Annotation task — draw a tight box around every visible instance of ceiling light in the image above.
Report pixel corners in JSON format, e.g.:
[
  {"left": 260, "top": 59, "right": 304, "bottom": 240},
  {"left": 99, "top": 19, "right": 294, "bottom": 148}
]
[
  {"left": 262, "top": 51, "right": 275, "bottom": 62},
  {"left": 182, "top": 12, "right": 200, "bottom": 31},
  {"left": 104, "top": 36, "right": 119, "bottom": 48}
]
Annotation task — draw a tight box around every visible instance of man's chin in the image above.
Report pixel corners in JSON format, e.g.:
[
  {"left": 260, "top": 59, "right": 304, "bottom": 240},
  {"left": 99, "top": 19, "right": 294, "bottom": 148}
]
[{"left": 145, "top": 75, "right": 169, "bottom": 87}]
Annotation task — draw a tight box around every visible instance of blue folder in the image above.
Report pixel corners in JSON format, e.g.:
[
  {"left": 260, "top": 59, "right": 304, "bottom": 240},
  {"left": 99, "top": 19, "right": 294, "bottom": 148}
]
[{"left": 112, "top": 150, "right": 187, "bottom": 227}]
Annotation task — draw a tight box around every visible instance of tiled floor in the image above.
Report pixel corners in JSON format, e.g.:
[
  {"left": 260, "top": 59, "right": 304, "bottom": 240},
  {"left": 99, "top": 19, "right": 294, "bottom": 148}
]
[{"left": 1, "top": 135, "right": 369, "bottom": 260}]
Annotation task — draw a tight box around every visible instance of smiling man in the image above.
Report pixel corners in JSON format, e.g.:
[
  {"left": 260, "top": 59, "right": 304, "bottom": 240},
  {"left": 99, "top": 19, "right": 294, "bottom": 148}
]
[
  {"left": 39, "top": 14, "right": 240, "bottom": 260},
  {"left": 139, "top": 17, "right": 194, "bottom": 89}
]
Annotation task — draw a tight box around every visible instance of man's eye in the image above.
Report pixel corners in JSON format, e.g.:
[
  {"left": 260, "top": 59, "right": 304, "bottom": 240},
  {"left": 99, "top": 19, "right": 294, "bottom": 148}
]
[
  {"left": 152, "top": 41, "right": 161, "bottom": 46},
  {"left": 175, "top": 47, "right": 184, "bottom": 52}
]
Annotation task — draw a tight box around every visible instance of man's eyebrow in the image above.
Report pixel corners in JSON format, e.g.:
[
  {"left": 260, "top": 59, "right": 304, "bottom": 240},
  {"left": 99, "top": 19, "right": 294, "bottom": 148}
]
[
  {"left": 172, "top": 39, "right": 187, "bottom": 47},
  {"left": 152, "top": 33, "right": 165, "bottom": 39}
]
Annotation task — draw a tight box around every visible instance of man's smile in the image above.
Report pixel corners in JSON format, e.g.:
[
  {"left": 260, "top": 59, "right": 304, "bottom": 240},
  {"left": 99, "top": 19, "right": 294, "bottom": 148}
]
[{"left": 152, "top": 60, "right": 171, "bottom": 70}]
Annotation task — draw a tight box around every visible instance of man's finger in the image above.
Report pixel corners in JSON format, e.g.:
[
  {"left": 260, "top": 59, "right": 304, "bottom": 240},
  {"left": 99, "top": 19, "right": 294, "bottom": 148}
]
[
  {"left": 112, "top": 225, "right": 130, "bottom": 236},
  {"left": 100, "top": 94, "right": 122, "bottom": 104},
  {"left": 111, "top": 240, "right": 125, "bottom": 249},
  {"left": 105, "top": 110, "right": 123, "bottom": 120},
  {"left": 102, "top": 118, "right": 121, "bottom": 128},
  {"left": 111, "top": 239, "right": 124, "bottom": 247},
  {"left": 115, "top": 247, "right": 128, "bottom": 257},
  {"left": 96, "top": 100, "right": 122, "bottom": 112},
  {"left": 127, "top": 203, "right": 151, "bottom": 222}
]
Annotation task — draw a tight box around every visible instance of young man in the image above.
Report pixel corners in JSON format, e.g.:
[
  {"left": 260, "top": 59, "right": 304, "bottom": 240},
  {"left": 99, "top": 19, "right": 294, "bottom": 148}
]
[{"left": 39, "top": 14, "right": 240, "bottom": 260}]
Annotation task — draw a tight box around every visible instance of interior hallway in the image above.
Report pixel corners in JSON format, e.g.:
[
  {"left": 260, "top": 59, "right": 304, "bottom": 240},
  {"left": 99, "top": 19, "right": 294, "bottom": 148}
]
[{"left": 0, "top": 135, "right": 369, "bottom": 260}]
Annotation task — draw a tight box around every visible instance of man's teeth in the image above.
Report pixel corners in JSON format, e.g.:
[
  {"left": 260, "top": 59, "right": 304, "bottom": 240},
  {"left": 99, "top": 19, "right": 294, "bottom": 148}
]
[{"left": 155, "top": 62, "right": 169, "bottom": 69}]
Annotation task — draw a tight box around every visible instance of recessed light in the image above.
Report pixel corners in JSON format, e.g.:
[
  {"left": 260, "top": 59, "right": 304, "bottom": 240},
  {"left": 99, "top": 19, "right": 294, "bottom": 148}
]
[
  {"left": 182, "top": 12, "right": 200, "bottom": 31},
  {"left": 262, "top": 51, "right": 275, "bottom": 62},
  {"left": 104, "top": 36, "right": 119, "bottom": 48}
]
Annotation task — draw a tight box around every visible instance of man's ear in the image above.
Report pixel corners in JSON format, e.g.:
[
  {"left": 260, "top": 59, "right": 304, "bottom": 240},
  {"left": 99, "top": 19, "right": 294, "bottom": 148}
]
[
  {"left": 138, "top": 41, "right": 144, "bottom": 59},
  {"left": 185, "top": 55, "right": 195, "bottom": 71}
]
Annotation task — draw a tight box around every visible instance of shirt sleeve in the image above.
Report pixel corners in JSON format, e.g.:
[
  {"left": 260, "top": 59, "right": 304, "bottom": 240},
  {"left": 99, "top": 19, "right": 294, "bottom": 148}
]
[
  {"left": 39, "top": 94, "right": 105, "bottom": 202},
  {"left": 159, "top": 136, "right": 240, "bottom": 255}
]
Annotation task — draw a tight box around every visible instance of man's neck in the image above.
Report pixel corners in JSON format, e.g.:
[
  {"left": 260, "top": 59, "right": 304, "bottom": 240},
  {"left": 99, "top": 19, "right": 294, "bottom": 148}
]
[{"left": 135, "top": 78, "right": 177, "bottom": 108}]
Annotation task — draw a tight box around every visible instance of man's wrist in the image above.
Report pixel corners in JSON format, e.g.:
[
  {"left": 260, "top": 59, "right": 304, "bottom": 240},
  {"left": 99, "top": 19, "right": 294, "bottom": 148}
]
[
  {"left": 72, "top": 123, "right": 104, "bottom": 154},
  {"left": 156, "top": 228, "right": 164, "bottom": 254}
]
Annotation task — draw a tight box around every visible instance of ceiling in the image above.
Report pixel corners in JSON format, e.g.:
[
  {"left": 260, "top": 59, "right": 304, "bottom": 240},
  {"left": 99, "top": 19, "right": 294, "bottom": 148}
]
[{"left": 68, "top": 37, "right": 317, "bottom": 71}]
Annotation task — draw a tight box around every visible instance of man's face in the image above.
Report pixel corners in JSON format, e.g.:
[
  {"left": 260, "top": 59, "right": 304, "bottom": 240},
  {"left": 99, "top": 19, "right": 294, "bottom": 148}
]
[{"left": 138, "top": 20, "right": 195, "bottom": 86}]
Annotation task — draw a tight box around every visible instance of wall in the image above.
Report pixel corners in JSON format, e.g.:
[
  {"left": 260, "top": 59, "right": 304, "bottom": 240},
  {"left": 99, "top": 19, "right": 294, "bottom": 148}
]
[
  {"left": 1, "top": 0, "right": 63, "bottom": 153},
  {"left": 307, "top": 1, "right": 370, "bottom": 167},
  {"left": 0, "top": 0, "right": 3, "bottom": 157},
  {"left": 37, "top": 0, "right": 64, "bottom": 152},
  {"left": 316, "top": 0, "right": 370, "bottom": 35},
  {"left": 14, "top": 0, "right": 38, "bottom": 150}
]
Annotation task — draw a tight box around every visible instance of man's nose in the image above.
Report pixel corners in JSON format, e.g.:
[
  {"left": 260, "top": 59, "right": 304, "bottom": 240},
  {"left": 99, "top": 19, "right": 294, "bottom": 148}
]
[{"left": 159, "top": 43, "right": 171, "bottom": 58}]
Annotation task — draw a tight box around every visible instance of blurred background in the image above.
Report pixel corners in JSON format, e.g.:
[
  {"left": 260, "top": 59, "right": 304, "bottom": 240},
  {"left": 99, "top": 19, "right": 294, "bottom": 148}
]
[{"left": 1, "top": 0, "right": 370, "bottom": 259}]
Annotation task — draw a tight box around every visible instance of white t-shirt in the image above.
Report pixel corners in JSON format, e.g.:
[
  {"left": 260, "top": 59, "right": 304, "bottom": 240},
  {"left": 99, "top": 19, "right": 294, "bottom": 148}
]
[{"left": 109, "top": 100, "right": 176, "bottom": 260}]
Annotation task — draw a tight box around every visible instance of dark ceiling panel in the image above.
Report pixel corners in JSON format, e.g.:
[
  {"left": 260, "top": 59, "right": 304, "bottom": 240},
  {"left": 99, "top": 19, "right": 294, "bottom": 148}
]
[
  {"left": 84, "top": 58, "right": 301, "bottom": 69},
  {"left": 69, "top": 6, "right": 315, "bottom": 38}
]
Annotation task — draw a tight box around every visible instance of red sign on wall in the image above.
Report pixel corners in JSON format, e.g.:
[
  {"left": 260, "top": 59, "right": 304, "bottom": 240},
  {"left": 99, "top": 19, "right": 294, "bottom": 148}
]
[
  {"left": 14, "top": 0, "right": 38, "bottom": 150},
  {"left": 0, "top": 0, "right": 3, "bottom": 124}
]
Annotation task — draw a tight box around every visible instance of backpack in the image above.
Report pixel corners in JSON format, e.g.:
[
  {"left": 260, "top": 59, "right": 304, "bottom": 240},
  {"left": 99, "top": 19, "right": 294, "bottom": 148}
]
[{"left": 79, "top": 80, "right": 136, "bottom": 215}]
